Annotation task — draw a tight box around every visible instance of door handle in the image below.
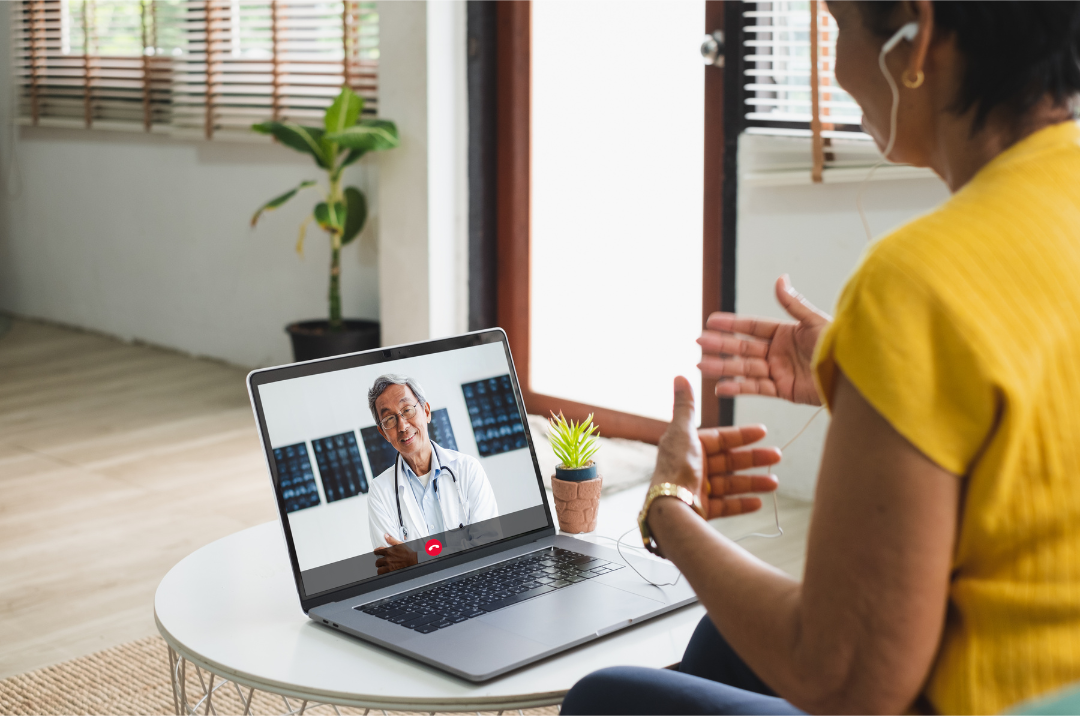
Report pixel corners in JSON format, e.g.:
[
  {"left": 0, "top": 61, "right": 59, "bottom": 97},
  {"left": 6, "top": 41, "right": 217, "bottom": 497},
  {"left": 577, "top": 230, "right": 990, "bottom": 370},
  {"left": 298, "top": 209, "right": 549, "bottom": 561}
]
[{"left": 700, "top": 29, "right": 725, "bottom": 67}]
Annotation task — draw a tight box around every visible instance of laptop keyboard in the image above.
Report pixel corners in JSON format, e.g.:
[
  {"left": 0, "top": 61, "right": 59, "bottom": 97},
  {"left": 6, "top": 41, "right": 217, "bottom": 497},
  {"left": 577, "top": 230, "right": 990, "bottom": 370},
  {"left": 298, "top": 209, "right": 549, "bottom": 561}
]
[{"left": 356, "top": 547, "right": 624, "bottom": 634}]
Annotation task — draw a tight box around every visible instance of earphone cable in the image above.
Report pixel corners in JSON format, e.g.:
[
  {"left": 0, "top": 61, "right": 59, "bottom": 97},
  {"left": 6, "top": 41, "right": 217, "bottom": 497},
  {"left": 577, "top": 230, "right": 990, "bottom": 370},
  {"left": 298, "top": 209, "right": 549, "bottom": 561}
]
[
  {"left": 859, "top": 27, "right": 908, "bottom": 243},
  {"left": 729, "top": 406, "right": 824, "bottom": 543},
  {"left": 856, "top": 160, "right": 885, "bottom": 242}
]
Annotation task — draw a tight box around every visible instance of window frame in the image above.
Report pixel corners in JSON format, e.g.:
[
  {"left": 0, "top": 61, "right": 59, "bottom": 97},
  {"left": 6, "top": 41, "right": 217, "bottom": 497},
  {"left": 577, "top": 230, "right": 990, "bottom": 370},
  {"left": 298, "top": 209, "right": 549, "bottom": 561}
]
[{"left": 490, "top": 0, "right": 735, "bottom": 443}]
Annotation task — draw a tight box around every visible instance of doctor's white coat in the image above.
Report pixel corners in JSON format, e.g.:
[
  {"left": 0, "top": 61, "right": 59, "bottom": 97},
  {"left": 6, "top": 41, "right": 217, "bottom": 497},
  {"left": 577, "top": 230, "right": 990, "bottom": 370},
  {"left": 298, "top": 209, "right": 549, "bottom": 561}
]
[{"left": 367, "top": 441, "right": 499, "bottom": 549}]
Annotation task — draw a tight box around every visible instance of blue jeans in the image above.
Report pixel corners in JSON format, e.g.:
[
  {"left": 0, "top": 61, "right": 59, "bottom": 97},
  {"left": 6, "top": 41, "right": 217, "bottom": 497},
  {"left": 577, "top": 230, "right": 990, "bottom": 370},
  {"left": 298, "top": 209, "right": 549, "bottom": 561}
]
[{"left": 560, "top": 615, "right": 805, "bottom": 715}]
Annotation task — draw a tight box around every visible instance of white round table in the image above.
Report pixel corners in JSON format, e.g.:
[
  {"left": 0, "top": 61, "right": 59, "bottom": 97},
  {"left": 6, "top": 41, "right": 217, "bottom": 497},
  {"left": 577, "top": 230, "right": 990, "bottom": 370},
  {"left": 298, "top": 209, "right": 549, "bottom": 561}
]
[{"left": 155, "top": 521, "right": 705, "bottom": 714}]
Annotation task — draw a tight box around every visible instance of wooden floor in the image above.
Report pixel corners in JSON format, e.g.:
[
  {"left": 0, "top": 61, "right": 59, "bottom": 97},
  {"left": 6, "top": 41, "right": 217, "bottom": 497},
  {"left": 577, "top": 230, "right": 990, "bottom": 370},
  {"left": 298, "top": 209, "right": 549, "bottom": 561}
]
[
  {"left": 0, "top": 318, "right": 812, "bottom": 680},
  {"left": 0, "top": 319, "right": 277, "bottom": 679}
]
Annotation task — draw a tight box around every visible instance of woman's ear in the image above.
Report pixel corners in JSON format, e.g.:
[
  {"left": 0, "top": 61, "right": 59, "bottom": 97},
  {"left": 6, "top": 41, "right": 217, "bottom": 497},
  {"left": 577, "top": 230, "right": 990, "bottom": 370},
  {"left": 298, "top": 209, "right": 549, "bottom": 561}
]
[{"left": 907, "top": 0, "right": 934, "bottom": 82}]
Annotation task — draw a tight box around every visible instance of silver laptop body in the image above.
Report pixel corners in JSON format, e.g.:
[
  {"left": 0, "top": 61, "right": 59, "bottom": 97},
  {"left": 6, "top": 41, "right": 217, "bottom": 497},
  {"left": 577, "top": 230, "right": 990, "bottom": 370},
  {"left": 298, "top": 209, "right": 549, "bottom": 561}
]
[{"left": 247, "top": 329, "right": 696, "bottom": 682}]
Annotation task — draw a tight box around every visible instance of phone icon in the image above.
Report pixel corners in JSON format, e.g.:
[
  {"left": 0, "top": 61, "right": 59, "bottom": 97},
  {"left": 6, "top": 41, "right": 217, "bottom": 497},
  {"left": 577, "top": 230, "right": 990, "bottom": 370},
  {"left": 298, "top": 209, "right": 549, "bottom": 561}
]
[{"left": 425, "top": 539, "right": 443, "bottom": 557}]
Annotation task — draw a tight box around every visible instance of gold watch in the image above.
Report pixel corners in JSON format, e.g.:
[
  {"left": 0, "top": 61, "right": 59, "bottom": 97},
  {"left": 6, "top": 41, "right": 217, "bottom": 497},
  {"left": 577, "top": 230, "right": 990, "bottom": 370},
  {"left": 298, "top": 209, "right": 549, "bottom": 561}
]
[{"left": 638, "top": 483, "right": 706, "bottom": 557}]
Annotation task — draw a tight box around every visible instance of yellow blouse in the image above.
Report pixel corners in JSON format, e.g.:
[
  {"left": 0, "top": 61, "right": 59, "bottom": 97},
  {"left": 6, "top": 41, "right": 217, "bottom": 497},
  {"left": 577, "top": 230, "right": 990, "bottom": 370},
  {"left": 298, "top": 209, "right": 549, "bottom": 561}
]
[{"left": 813, "top": 121, "right": 1080, "bottom": 715}]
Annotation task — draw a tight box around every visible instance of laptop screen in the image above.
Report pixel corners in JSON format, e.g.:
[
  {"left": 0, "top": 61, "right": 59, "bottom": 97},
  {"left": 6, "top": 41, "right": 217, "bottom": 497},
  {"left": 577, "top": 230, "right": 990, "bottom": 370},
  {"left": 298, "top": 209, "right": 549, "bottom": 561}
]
[{"left": 250, "top": 333, "right": 550, "bottom": 599}]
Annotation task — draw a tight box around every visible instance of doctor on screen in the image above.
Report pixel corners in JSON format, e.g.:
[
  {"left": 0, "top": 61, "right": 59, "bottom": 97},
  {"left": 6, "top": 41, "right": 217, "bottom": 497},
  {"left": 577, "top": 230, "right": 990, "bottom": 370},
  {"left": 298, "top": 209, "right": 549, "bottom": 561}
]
[{"left": 367, "top": 374, "right": 499, "bottom": 571}]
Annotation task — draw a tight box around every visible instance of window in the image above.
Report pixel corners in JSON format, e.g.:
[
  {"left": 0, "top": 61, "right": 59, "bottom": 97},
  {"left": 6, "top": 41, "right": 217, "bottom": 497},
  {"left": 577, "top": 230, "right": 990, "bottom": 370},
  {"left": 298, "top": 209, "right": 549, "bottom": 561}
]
[
  {"left": 742, "top": 1, "right": 865, "bottom": 140},
  {"left": 530, "top": 0, "right": 704, "bottom": 425},
  {"left": 13, "top": 0, "right": 379, "bottom": 139}
]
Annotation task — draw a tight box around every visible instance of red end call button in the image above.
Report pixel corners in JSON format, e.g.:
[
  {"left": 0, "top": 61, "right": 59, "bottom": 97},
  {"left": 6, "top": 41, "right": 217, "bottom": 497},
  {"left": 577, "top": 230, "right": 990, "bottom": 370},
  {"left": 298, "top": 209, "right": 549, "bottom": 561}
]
[{"left": 425, "top": 539, "right": 443, "bottom": 557}]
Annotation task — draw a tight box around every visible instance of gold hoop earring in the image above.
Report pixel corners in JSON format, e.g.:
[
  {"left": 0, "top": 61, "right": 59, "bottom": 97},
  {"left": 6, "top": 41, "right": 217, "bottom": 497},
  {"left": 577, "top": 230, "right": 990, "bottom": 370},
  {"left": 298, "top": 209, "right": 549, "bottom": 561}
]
[{"left": 902, "top": 70, "right": 925, "bottom": 89}]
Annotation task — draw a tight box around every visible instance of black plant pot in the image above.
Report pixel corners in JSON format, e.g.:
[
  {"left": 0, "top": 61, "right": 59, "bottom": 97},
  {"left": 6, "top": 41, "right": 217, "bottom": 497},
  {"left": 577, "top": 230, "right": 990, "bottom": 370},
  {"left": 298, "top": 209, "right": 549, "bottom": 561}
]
[
  {"left": 555, "top": 462, "right": 598, "bottom": 482},
  {"left": 286, "top": 319, "right": 380, "bottom": 362}
]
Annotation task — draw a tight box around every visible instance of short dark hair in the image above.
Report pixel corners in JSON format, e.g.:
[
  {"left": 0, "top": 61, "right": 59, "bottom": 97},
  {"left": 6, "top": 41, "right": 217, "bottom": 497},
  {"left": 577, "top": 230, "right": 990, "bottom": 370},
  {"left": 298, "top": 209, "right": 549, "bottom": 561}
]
[{"left": 855, "top": 1, "right": 1080, "bottom": 130}]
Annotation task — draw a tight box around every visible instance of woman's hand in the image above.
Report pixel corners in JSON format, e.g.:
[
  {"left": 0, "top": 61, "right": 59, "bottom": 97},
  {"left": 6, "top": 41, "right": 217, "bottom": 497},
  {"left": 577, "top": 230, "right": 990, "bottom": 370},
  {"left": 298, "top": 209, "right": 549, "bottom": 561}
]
[
  {"left": 649, "top": 376, "right": 781, "bottom": 520},
  {"left": 698, "top": 275, "right": 831, "bottom": 406}
]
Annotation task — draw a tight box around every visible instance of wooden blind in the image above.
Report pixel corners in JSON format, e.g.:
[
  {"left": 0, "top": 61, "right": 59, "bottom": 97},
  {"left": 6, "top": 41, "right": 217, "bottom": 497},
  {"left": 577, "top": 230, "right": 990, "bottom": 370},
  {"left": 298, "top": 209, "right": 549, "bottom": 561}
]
[
  {"left": 742, "top": 1, "right": 864, "bottom": 139},
  {"left": 12, "top": 0, "right": 379, "bottom": 138}
]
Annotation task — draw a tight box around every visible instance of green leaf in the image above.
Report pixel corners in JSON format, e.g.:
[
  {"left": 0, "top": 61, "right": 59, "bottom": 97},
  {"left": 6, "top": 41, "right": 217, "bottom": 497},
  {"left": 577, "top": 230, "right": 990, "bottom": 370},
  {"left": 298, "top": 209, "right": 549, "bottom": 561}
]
[
  {"left": 314, "top": 201, "right": 346, "bottom": 232},
  {"left": 325, "top": 119, "right": 400, "bottom": 153},
  {"left": 341, "top": 187, "right": 368, "bottom": 245},
  {"left": 319, "top": 87, "right": 362, "bottom": 168},
  {"left": 252, "top": 121, "right": 329, "bottom": 168},
  {"left": 325, "top": 86, "right": 363, "bottom": 136},
  {"left": 314, "top": 203, "right": 330, "bottom": 230},
  {"left": 547, "top": 411, "right": 600, "bottom": 468},
  {"left": 251, "top": 180, "right": 317, "bottom": 227}
]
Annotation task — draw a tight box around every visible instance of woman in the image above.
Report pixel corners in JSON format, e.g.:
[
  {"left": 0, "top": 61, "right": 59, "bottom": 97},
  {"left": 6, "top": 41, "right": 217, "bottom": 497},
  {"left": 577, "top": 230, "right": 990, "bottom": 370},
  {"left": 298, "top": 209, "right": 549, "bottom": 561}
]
[{"left": 562, "top": 2, "right": 1080, "bottom": 714}]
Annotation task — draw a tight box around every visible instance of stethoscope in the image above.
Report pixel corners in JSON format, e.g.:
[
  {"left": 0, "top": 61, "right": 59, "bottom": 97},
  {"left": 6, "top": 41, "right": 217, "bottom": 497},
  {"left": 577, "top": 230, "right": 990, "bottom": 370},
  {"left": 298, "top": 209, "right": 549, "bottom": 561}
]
[{"left": 394, "top": 446, "right": 468, "bottom": 540}]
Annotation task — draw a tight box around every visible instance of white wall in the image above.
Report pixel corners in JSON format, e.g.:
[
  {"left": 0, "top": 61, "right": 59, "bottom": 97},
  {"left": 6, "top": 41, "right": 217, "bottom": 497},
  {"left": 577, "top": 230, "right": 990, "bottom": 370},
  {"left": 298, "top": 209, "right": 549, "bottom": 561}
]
[
  {"left": 0, "top": 129, "right": 381, "bottom": 368},
  {"left": 0, "top": 1, "right": 469, "bottom": 367},
  {"left": 734, "top": 134, "right": 951, "bottom": 500},
  {"left": 376, "top": 0, "right": 469, "bottom": 348}
]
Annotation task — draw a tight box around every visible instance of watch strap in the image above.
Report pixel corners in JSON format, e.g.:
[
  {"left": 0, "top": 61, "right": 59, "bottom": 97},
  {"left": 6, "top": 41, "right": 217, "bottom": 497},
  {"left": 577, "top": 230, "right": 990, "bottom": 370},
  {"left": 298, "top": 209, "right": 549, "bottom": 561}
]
[{"left": 637, "top": 483, "right": 705, "bottom": 557}]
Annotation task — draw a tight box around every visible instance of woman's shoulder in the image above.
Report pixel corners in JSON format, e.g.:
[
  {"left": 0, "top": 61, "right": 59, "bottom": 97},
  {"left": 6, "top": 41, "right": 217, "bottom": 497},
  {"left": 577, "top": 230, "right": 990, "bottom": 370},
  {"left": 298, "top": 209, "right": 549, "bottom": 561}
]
[
  {"left": 828, "top": 208, "right": 1001, "bottom": 380},
  {"left": 841, "top": 215, "right": 955, "bottom": 316},
  {"left": 874, "top": 127, "right": 1080, "bottom": 260},
  {"left": 816, "top": 207, "right": 1009, "bottom": 475},
  {"left": 862, "top": 145, "right": 1080, "bottom": 321},
  {"left": 866, "top": 193, "right": 994, "bottom": 273},
  {"left": 880, "top": 127, "right": 1080, "bottom": 266}
]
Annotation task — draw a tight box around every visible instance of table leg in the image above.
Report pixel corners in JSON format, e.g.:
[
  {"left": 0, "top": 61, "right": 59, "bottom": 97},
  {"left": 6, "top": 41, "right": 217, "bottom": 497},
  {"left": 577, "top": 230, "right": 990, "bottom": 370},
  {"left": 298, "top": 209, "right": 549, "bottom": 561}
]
[
  {"left": 168, "top": 647, "right": 180, "bottom": 716},
  {"left": 164, "top": 648, "right": 551, "bottom": 715},
  {"left": 242, "top": 685, "right": 255, "bottom": 716}
]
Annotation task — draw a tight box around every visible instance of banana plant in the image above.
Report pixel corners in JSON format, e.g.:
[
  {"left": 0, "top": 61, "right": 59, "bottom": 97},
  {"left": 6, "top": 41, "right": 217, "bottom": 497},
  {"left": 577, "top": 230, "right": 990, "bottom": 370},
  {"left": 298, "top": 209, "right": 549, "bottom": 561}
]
[{"left": 251, "top": 86, "right": 399, "bottom": 331}]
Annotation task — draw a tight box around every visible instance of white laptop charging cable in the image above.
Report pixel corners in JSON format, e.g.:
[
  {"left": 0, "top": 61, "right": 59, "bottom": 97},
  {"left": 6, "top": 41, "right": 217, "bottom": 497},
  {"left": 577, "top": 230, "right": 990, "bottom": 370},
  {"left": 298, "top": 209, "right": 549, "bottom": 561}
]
[{"left": 604, "top": 407, "right": 826, "bottom": 588}]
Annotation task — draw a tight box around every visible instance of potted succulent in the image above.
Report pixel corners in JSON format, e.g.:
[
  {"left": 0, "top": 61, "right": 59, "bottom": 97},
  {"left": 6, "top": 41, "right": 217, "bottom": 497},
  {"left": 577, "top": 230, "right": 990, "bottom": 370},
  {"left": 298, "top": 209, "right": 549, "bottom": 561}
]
[
  {"left": 548, "top": 412, "right": 602, "bottom": 533},
  {"left": 250, "top": 86, "right": 400, "bottom": 362}
]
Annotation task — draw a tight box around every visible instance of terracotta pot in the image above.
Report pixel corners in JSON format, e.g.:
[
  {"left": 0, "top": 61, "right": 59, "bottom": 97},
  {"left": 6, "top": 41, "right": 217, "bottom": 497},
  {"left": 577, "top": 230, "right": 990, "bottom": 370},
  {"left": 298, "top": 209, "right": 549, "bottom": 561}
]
[{"left": 551, "top": 473, "right": 603, "bottom": 533}]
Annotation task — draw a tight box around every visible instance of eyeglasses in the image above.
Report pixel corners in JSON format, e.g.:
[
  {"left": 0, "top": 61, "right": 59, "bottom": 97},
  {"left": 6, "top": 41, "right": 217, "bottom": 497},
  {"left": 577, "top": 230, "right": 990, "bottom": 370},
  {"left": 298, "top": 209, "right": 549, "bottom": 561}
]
[{"left": 378, "top": 400, "right": 421, "bottom": 431}]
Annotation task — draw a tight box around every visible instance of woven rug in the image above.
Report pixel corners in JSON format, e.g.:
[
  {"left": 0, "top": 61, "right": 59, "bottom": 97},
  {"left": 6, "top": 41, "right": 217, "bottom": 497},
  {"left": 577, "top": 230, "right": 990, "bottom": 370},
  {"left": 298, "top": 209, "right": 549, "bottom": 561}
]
[{"left": 0, "top": 636, "right": 560, "bottom": 716}]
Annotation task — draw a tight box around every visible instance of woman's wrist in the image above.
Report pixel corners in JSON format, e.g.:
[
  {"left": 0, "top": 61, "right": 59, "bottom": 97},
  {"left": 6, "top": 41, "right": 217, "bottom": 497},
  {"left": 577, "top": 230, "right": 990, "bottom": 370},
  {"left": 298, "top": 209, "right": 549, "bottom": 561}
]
[
  {"left": 650, "top": 498, "right": 698, "bottom": 560},
  {"left": 648, "top": 494, "right": 696, "bottom": 531}
]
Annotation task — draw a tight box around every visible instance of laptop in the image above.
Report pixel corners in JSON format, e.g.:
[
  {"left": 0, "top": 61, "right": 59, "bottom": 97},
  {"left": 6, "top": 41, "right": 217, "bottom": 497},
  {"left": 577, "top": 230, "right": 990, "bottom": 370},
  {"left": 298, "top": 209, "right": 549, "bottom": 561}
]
[{"left": 246, "top": 328, "right": 697, "bottom": 682}]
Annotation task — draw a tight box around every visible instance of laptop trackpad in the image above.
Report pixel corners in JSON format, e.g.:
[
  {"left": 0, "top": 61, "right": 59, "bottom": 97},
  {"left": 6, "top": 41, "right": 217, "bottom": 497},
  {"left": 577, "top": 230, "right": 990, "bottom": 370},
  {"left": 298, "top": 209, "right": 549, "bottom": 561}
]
[{"left": 478, "top": 580, "right": 664, "bottom": 646}]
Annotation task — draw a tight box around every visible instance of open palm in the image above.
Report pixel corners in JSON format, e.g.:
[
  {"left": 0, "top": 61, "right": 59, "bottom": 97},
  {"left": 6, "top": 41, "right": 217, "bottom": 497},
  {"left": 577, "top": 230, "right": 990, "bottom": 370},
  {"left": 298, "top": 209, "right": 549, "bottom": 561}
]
[{"left": 698, "top": 276, "right": 831, "bottom": 406}]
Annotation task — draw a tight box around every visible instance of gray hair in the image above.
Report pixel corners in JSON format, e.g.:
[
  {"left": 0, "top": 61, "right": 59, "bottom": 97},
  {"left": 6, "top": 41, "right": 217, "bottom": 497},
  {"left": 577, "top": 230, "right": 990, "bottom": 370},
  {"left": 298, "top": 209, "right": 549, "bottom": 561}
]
[{"left": 368, "top": 374, "right": 428, "bottom": 424}]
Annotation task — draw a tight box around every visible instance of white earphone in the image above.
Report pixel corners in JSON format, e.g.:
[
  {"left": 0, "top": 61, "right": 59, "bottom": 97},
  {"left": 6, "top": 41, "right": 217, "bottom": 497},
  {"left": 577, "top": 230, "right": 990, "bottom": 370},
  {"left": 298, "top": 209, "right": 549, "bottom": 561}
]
[
  {"left": 859, "top": 21, "right": 920, "bottom": 241},
  {"left": 878, "top": 22, "right": 919, "bottom": 159},
  {"left": 882, "top": 21, "right": 918, "bottom": 55}
]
